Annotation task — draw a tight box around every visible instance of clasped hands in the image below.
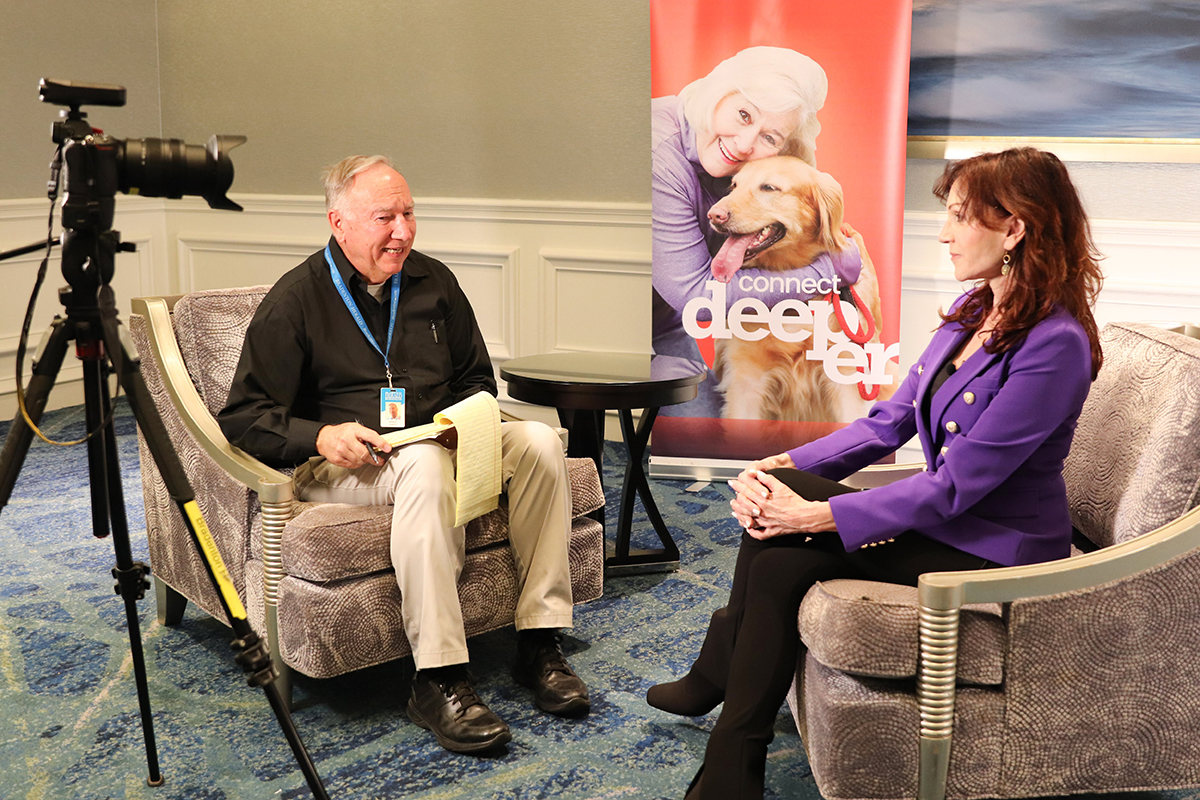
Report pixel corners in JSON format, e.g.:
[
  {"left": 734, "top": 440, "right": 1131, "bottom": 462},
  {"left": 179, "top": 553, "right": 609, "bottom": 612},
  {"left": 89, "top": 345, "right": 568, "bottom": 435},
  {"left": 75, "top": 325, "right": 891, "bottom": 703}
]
[
  {"left": 729, "top": 453, "right": 836, "bottom": 540},
  {"left": 315, "top": 421, "right": 457, "bottom": 469}
]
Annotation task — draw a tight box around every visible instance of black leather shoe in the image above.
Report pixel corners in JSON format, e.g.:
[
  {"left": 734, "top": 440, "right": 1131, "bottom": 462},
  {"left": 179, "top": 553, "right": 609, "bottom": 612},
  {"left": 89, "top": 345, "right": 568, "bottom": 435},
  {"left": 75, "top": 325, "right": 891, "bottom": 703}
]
[
  {"left": 513, "top": 630, "right": 590, "bottom": 716},
  {"left": 407, "top": 667, "right": 511, "bottom": 754}
]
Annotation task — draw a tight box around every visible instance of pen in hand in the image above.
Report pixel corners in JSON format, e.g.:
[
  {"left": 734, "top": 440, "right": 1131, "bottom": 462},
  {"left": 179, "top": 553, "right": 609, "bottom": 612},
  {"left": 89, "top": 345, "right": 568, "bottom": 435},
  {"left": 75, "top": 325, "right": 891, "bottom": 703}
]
[{"left": 356, "top": 417, "right": 388, "bottom": 466}]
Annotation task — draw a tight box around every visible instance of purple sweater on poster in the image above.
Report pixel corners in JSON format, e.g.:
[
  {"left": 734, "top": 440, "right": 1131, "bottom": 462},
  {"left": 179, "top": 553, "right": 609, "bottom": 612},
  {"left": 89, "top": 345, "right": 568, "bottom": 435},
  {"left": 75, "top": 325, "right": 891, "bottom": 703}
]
[
  {"left": 785, "top": 294, "right": 1093, "bottom": 567},
  {"left": 651, "top": 96, "right": 862, "bottom": 352}
]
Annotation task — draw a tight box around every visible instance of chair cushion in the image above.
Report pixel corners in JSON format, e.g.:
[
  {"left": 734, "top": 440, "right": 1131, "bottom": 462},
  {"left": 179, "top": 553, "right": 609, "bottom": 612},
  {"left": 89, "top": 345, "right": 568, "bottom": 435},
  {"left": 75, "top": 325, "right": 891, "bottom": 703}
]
[
  {"left": 797, "top": 655, "right": 1005, "bottom": 800},
  {"left": 1065, "top": 322, "right": 1200, "bottom": 548},
  {"left": 278, "top": 457, "right": 604, "bottom": 582},
  {"left": 566, "top": 456, "right": 605, "bottom": 517},
  {"left": 248, "top": 515, "right": 605, "bottom": 677},
  {"left": 798, "top": 579, "right": 1008, "bottom": 685}
]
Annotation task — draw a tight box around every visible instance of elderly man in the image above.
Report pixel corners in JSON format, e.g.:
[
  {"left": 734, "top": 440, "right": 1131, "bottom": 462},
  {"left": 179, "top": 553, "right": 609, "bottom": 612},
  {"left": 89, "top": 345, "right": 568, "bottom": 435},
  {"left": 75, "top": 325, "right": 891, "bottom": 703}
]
[{"left": 218, "top": 155, "right": 588, "bottom": 754}]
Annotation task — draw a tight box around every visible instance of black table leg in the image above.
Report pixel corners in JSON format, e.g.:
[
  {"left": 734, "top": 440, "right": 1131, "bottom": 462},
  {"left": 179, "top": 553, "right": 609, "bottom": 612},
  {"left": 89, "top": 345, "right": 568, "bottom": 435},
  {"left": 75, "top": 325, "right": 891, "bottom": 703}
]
[
  {"left": 607, "top": 406, "right": 680, "bottom": 575},
  {"left": 557, "top": 408, "right": 606, "bottom": 529}
]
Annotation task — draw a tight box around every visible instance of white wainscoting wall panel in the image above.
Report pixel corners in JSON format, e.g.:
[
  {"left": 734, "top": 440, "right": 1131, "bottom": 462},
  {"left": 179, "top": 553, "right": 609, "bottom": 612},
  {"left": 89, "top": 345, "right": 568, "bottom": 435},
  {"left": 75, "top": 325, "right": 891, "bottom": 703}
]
[
  {"left": 175, "top": 236, "right": 325, "bottom": 294},
  {"left": 1, "top": 197, "right": 164, "bottom": 412},
  {"left": 901, "top": 212, "right": 1200, "bottom": 360},
  {"left": 539, "top": 249, "right": 651, "bottom": 354},
  {"left": 417, "top": 244, "right": 518, "bottom": 360}
]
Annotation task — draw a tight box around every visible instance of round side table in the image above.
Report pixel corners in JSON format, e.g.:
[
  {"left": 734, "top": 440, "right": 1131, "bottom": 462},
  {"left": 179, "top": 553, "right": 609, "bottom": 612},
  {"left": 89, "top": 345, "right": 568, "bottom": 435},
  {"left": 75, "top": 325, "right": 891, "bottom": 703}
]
[{"left": 500, "top": 352, "right": 705, "bottom": 574}]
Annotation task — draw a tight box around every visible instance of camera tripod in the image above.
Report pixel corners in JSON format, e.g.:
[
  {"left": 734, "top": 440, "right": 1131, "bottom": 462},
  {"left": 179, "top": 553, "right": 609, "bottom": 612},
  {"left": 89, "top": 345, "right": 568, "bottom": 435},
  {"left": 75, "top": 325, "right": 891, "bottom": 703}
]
[{"left": 0, "top": 231, "right": 330, "bottom": 796}]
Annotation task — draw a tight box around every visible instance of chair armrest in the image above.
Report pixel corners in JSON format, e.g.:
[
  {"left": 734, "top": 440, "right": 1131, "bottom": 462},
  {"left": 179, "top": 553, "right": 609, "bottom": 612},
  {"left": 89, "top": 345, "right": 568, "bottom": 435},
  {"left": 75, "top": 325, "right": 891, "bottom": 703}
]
[
  {"left": 912, "top": 504, "right": 1200, "bottom": 800},
  {"left": 130, "top": 296, "right": 293, "bottom": 505},
  {"left": 919, "top": 505, "right": 1200, "bottom": 611}
]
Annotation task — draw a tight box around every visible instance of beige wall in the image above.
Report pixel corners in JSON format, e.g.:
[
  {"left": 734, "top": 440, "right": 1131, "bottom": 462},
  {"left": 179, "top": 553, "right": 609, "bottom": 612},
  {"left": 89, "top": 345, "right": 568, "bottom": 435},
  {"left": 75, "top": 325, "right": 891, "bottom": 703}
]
[
  {"left": 2, "top": 0, "right": 163, "bottom": 199},
  {"left": 5, "top": 1, "right": 1198, "bottom": 219},
  {"left": 156, "top": 1, "right": 649, "bottom": 201},
  {"left": 3, "top": 0, "right": 649, "bottom": 203}
]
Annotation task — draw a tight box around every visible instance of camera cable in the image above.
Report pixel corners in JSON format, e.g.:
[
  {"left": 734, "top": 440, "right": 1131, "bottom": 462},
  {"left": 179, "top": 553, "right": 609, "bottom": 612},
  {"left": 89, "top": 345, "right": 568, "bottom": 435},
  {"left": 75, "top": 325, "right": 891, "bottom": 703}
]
[{"left": 14, "top": 142, "right": 120, "bottom": 447}]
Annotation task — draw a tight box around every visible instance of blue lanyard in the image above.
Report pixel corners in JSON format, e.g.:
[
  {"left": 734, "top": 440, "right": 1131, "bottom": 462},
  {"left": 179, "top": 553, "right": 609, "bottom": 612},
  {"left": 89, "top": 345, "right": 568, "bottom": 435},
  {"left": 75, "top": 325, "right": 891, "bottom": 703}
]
[{"left": 325, "top": 244, "right": 400, "bottom": 388}]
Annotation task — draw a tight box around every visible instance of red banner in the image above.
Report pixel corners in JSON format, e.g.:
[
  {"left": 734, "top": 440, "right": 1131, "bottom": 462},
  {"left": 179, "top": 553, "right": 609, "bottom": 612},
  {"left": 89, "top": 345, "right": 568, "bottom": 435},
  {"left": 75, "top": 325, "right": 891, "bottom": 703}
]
[{"left": 650, "top": 0, "right": 912, "bottom": 466}]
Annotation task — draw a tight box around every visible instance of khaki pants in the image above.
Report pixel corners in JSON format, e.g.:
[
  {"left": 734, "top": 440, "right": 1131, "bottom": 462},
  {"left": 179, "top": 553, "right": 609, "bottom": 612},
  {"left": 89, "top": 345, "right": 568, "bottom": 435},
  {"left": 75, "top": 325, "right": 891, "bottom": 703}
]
[{"left": 293, "top": 420, "right": 574, "bottom": 669}]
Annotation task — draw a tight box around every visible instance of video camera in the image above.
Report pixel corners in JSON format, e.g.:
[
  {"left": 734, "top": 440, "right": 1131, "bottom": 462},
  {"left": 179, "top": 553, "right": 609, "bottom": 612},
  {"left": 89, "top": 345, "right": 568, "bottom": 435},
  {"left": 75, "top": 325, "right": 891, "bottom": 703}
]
[
  {"left": 41, "top": 78, "right": 245, "bottom": 226},
  {"left": 37, "top": 78, "right": 245, "bottom": 295}
]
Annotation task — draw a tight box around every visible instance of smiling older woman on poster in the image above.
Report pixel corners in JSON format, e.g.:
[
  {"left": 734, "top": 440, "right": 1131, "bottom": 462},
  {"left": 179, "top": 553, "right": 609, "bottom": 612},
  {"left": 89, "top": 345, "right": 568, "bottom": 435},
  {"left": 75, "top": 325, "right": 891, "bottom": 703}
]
[
  {"left": 652, "top": 45, "right": 864, "bottom": 416},
  {"left": 649, "top": 148, "right": 1106, "bottom": 799}
]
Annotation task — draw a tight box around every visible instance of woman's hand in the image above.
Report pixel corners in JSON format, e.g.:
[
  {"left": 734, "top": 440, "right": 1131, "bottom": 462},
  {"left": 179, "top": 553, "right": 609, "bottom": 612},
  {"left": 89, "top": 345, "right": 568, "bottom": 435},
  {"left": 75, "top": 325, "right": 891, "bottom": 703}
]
[
  {"left": 744, "top": 452, "right": 795, "bottom": 477},
  {"left": 730, "top": 453, "right": 793, "bottom": 524},
  {"left": 728, "top": 459, "right": 837, "bottom": 540}
]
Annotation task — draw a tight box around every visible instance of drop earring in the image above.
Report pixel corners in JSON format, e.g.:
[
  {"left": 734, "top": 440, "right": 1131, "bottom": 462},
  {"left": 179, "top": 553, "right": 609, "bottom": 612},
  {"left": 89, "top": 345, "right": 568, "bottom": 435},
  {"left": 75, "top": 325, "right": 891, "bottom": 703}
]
[{"left": 1001, "top": 251, "right": 1011, "bottom": 276}]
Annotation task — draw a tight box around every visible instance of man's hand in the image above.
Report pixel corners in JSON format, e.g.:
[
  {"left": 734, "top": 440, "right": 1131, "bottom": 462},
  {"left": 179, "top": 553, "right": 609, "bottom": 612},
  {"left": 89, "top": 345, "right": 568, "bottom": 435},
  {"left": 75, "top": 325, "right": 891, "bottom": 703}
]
[{"left": 316, "top": 422, "right": 391, "bottom": 469}]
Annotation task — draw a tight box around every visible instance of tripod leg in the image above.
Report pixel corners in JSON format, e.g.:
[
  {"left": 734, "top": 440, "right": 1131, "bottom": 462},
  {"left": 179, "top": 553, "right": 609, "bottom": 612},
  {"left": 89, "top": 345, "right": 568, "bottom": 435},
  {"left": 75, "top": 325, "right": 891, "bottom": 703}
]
[
  {"left": 0, "top": 317, "right": 72, "bottom": 511},
  {"left": 267, "top": 605, "right": 293, "bottom": 709},
  {"left": 99, "top": 297, "right": 330, "bottom": 799},
  {"left": 80, "top": 352, "right": 164, "bottom": 786}
]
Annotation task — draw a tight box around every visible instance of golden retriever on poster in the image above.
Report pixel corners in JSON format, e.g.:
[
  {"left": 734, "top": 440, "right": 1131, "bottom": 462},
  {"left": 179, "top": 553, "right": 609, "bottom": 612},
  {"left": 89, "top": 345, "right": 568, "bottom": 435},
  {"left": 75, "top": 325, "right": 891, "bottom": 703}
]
[{"left": 706, "top": 155, "right": 896, "bottom": 422}]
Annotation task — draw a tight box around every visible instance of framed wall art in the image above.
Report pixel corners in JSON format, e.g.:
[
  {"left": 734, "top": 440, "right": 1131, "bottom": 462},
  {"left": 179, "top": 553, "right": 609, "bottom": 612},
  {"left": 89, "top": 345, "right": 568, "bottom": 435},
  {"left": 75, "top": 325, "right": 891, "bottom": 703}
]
[{"left": 907, "top": 0, "right": 1200, "bottom": 161}]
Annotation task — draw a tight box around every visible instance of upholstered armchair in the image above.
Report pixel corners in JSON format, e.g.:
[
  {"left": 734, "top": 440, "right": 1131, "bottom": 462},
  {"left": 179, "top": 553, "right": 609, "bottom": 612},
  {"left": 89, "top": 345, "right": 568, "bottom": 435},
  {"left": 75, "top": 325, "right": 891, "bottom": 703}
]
[
  {"left": 788, "top": 321, "right": 1200, "bottom": 800},
  {"left": 128, "top": 287, "right": 605, "bottom": 707}
]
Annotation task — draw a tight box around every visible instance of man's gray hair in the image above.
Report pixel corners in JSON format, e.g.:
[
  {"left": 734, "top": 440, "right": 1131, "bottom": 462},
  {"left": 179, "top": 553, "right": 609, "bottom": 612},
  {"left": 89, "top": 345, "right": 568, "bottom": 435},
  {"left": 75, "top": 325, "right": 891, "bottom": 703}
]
[{"left": 322, "top": 154, "right": 397, "bottom": 212}]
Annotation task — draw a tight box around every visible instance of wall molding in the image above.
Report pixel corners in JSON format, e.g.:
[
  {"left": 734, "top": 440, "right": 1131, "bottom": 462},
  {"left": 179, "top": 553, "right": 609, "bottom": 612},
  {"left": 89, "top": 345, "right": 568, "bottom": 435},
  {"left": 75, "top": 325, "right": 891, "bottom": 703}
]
[
  {"left": 4, "top": 197, "right": 1198, "bottom": 417},
  {"left": 165, "top": 194, "right": 656, "bottom": 228},
  {"left": 903, "top": 209, "right": 1200, "bottom": 241}
]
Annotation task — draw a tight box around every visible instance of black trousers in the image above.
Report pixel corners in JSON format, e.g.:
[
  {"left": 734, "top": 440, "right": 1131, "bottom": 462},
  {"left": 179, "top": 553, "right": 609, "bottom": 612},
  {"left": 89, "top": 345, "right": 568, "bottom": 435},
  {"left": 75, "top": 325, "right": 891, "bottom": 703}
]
[{"left": 693, "top": 469, "right": 995, "bottom": 800}]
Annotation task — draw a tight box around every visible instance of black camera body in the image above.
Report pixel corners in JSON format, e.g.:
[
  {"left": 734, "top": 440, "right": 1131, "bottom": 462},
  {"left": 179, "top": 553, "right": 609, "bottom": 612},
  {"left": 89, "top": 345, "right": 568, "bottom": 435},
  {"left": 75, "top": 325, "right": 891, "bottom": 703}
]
[
  {"left": 39, "top": 78, "right": 245, "bottom": 299},
  {"left": 42, "top": 78, "right": 246, "bottom": 222}
]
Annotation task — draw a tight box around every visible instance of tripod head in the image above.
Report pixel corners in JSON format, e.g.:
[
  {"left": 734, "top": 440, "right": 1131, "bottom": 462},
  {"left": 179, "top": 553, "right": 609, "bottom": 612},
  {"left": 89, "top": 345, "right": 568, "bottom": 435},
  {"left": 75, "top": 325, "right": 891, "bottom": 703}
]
[{"left": 39, "top": 78, "right": 246, "bottom": 307}]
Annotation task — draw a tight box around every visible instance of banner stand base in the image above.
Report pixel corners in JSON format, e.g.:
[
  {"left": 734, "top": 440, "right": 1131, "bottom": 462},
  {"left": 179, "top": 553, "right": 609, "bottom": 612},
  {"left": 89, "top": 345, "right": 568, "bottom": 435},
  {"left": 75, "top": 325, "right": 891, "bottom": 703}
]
[{"left": 649, "top": 455, "right": 746, "bottom": 483}]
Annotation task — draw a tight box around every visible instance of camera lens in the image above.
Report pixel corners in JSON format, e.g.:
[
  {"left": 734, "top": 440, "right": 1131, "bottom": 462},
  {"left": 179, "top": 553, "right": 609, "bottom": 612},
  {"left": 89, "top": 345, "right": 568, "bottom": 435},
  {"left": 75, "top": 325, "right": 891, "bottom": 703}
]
[{"left": 117, "top": 135, "right": 245, "bottom": 211}]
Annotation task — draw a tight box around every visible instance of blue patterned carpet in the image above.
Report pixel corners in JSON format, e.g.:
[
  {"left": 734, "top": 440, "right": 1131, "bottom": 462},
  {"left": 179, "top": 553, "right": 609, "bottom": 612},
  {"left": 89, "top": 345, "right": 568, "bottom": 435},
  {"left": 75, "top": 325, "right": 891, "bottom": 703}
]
[
  {"left": 3, "top": 402, "right": 1199, "bottom": 800},
  {"left": 0, "top": 400, "right": 817, "bottom": 800}
]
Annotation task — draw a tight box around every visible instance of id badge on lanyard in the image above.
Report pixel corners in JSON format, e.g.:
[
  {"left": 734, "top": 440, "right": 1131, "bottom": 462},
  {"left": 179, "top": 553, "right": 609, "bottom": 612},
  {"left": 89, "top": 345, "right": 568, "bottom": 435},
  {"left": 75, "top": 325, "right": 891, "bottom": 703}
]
[
  {"left": 380, "top": 387, "right": 405, "bottom": 428},
  {"left": 325, "top": 245, "right": 407, "bottom": 428}
]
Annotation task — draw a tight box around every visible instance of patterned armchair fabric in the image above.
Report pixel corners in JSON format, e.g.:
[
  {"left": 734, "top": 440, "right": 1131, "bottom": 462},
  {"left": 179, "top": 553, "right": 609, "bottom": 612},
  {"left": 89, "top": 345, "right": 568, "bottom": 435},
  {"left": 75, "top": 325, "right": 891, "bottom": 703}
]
[
  {"left": 129, "top": 286, "right": 605, "bottom": 698},
  {"left": 788, "top": 322, "right": 1200, "bottom": 800}
]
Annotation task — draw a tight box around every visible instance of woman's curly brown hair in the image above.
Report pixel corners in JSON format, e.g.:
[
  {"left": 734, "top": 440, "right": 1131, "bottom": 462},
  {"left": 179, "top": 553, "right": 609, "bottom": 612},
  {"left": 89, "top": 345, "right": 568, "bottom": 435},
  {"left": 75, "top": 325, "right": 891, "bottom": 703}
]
[{"left": 934, "top": 147, "right": 1104, "bottom": 379}]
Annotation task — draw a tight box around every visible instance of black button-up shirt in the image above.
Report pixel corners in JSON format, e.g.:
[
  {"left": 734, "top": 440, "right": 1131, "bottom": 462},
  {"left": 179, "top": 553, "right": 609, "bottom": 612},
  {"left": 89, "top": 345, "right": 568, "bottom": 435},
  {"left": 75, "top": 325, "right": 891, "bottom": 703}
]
[{"left": 217, "top": 237, "right": 495, "bottom": 467}]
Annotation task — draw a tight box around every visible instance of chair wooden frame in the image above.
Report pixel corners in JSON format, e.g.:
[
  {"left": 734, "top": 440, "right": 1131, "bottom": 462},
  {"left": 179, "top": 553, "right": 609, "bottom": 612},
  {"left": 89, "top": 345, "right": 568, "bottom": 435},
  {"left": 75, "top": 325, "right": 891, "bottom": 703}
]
[{"left": 132, "top": 295, "right": 301, "bottom": 702}]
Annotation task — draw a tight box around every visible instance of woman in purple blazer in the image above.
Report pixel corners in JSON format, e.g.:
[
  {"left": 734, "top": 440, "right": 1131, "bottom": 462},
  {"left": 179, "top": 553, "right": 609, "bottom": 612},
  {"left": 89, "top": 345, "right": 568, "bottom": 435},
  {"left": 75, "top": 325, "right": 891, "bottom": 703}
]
[{"left": 650, "top": 148, "right": 1105, "bottom": 800}]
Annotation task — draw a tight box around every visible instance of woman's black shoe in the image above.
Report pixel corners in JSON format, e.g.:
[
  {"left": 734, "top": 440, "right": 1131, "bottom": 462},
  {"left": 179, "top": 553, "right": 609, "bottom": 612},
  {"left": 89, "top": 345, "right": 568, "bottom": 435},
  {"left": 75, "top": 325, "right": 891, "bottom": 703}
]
[
  {"left": 407, "top": 666, "right": 511, "bottom": 754},
  {"left": 647, "top": 671, "right": 723, "bottom": 716}
]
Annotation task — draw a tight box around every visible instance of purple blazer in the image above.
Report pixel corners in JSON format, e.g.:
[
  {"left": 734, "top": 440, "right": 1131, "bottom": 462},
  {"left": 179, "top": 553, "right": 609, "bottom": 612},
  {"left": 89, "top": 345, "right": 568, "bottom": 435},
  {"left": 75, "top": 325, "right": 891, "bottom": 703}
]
[{"left": 786, "top": 296, "right": 1093, "bottom": 566}]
